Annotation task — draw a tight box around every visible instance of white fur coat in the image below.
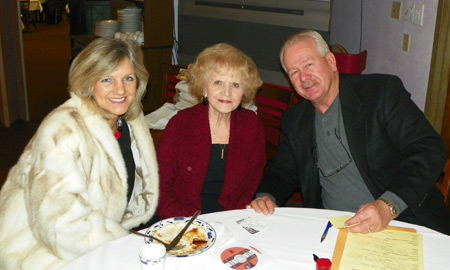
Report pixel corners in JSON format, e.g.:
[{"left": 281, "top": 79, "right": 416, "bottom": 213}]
[{"left": 0, "top": 95, "right": 159, "bottom": 270}]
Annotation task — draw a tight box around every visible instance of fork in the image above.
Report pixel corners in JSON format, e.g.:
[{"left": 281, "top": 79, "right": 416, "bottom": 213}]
[{"left": 129, "top": 230, "right": 185, "bottom": 251}]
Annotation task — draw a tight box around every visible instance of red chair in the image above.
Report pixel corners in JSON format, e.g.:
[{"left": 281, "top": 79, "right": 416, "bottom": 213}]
[
  {"left": 150, "top": 64, "right": 184, "bottom": 149},
  {"left": 255, "top": 82, "right": 304, "bottom": 207},
  {"left": 436, "top": 159, "right": 450, "bottom": 210},
  {"left": 255, "top": 82, "right": 300, "bottom": 160},
  {"left": 331, "top": 45, "right": 368, "bottom": 75},
  {"left": 160, "top": 63, "right": 183, "bottom": 104}
]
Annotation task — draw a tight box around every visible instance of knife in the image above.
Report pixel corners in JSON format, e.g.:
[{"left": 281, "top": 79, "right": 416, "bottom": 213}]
[
  {"left": 166, "top": 210, "right": 201, "bottom": 251},
  {"left": 320, "top": 221, "right": 333, "bottom": 243}
]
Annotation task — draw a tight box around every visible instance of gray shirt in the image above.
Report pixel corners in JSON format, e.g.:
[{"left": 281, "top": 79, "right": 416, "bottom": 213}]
[{"left": 315, "top": 96, "right": 407, "bottom": 213}]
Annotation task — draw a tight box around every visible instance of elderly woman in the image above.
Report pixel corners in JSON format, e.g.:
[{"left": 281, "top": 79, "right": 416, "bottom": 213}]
[
  {"left": 0, "top": 38, "right": 159, "bottom": 270},
  {"left": 156, "top": 43, "right": 265, "bottom": 219}
]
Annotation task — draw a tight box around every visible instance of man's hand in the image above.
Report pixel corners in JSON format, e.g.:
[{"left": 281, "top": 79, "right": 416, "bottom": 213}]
[
  {"left": 345, "top": 200, "right": 395, "bottom": 233},
  {"left": 245, "top": 196, "right": 278, "bottom": 215}
]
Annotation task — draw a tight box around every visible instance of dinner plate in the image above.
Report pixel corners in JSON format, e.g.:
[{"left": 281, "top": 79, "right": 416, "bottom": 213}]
[{"left": 144, "top": 217, "right": 216, "bottom": 258}]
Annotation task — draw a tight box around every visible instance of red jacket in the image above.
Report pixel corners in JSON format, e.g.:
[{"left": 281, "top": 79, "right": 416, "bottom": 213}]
[{"left": 156, "top": 103, "right": 266, "bottom": 219}]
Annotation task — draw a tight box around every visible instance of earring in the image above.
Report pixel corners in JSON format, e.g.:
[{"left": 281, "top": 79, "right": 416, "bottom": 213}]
[{"left": 202, "top": 95, "right": 208, "bottom": 105}]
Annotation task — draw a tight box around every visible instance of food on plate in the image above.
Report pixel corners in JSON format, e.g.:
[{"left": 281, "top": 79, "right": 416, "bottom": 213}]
[{"left": 152, "top": 224, "right": 209, "bottom": 255}]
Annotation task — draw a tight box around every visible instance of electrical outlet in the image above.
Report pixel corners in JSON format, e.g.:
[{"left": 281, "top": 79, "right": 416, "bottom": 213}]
[
  {"left": 402, "top": 34, "right": 411, "bottom": 52},
  {"left": 402, "top": 3, "right": 415, "bottom": 22},
  {"left": 412, "top": 4, "right": 424, "bottom": 26},
  {"left": 391, "top": 1, "right": 402, "bottom": 19}
]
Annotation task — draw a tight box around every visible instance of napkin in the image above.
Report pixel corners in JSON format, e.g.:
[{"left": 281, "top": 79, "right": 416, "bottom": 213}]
[
  {"left": 174, "top": 81, "right": 198, "bottom": 110},
  {"left": 144, "top": 102, "right": 178, "bottom": 130}
]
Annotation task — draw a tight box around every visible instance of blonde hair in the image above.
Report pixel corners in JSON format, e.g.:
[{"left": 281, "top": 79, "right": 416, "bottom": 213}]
[
  {"left": 68, "top": 38, "right": 149, "bottom": 121},
  {"left": 187, "top": 43, "right": 262, "bottom": 106},
  {"left": 279, "top": 30, "right": 330, "bottom": 71}
]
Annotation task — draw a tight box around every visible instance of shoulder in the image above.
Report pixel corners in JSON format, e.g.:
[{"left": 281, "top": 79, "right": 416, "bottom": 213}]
[
  {"left": 170, "top": 103, "right": 204, "bottom": 123},
  {"left": 35, "top": 97, "right": 109, "bottom": 147},
  {"left": 340, "top": 73, "right": 409, "bottom": 102},
  {"left": 283, "top": 99, "right": 313, "bottom": 122},
  {"left": 235, "top": 108, "right": 258, "bottom": 119},
  {"left": 341, "top": 74, "right": 405, "bottom": 93},
  {"left": 128, "top": 113, "right": 152, "bottom": 139},
  {"left": 164, "top": 104, "right": 208, "bottom": 141},
  {"left": 40, "top": 96, "right": 95, "bottom": 128},
  {"left": 37, "top": 101, "right": 86, "bottom": 138},
  {"left": 233, "top": 108, "right": 262, "bottom": 128}
]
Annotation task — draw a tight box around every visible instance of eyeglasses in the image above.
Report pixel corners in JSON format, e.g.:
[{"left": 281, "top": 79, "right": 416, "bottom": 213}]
[{"left": 313, "top": 128, "right": 353, "bottom": 177}]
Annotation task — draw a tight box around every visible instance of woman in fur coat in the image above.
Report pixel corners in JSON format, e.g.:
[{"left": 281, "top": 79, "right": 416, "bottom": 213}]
[{"left": 0, "top": 38, "right": 159, "bottom": 270}]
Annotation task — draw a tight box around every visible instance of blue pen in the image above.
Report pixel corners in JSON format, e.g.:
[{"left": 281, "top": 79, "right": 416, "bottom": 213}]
[{"left": 320, "top": 221, "right": 333, "bottom": 243}]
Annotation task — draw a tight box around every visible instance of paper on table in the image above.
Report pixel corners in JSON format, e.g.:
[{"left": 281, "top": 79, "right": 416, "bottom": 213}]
[
  {"left": 328, "top": 216, "right": 352, "bottom": 229},
  {"left": 332, "top": 226, "right": 423, "bottom": 270},
  {"left": 236, "top": 216, "right": 268, "bottom": 234}
]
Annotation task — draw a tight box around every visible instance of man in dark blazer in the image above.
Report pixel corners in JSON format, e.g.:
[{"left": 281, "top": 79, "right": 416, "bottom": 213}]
[{"left": 247, "top": 30, "right": 450, "bottom": 235}]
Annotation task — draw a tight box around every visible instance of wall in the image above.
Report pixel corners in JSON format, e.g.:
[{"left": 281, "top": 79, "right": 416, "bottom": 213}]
[
  {"left": 177, "top": 0, "right": 331, "bottom": 86},
  {"left": 330, "top": 0, "right": 438, "bottom": 111}
]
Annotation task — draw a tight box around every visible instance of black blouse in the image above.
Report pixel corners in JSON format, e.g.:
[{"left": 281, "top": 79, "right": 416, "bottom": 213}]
[
  {"left": 117, "top": 119, "right": 136, "bottom": 202},
  {"left": 201, "top": 144, "right": 228, "bottom": 213}
]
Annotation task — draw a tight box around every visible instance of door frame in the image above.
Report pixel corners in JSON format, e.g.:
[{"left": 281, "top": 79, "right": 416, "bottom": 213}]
[
  {"left": 426, "top": 0, "right": 450, "bottom": 131},
  {"left": 425, "top": 0, "right": 450, "bottom": 156},
  {"left": 0, "top": 0, "right": 28, "bottom": 127}
]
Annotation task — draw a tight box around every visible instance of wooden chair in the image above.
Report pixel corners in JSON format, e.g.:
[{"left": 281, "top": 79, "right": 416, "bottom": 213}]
[
  {"left": 46, "top": 0, "right": 67, "bottom": 24},
  {"left": 160, "top": 63, "right": 183, "bottom": 105},
  {"left": 436, "top": 159, "right": 450, "bottom": 209},
  {"left": 150, "top": 63, "right": 184, "bottom": 149},
  {"left": 255, "top": 82, "right": 299, "bottom": 160},
  {"left": 255, "top": 82, "right": 304, "bottom": 207},
  {"left": 53, "top": 0, "right": 68, "bottom": 24},
  {"left": 20, "top": 0, "right": 38, "bottom": 33}
]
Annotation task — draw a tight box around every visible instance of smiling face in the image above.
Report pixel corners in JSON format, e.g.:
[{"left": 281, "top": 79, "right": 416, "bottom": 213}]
[
  {"left": 93, "top": 58, "right": 137, "bottom": 122},
  {"left": 204, "top": 69, "right": 244, "bottom": 117},
  {"left": 283, "top": 38, "right": 339, "bottom": 112}
]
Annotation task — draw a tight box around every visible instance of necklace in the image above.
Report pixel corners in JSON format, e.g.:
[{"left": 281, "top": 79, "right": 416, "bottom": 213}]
[
  {"left": 219, "top": 144, "right": 226, "bottom": 159},
  {"left": 114, "top": 117, "right": 123, "bottom": 140},
  {"left": 210, "top": 124, "right": 229, "bottom": 159}
]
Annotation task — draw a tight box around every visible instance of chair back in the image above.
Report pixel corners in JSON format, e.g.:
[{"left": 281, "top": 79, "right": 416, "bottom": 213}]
[
  {"left": 160, "top": 63, "right": 182, "bottom": 104},
  {"left": 436, "top": 159, "right": 450, "bottom": 209},
  {"left": 54, "top": 0, "right": 68, "bottom": 24},
  {"left": 255, "top": 82, "right": 300, "bottom": 159},
  {"left": 330, "top": 45, "right": 367, "bottom": 75},
  {"left": 55, "top": 0, "right": 68, "bottom": 9},
  {"left": 333, "top": 50, "right": 368, "bottom": 75},
  {"left": 20, "top": 0, "right": 31, "bottom": 13}
]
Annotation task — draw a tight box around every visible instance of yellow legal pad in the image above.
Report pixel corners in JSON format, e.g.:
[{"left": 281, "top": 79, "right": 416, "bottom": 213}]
[{"left": 331, "top": 225, "right": 423, "bottom": 270}]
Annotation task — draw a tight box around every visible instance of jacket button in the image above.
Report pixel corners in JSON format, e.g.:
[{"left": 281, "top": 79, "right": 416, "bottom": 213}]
[{"left": 187, "top": 166, "right": 192, "bottom": 171}]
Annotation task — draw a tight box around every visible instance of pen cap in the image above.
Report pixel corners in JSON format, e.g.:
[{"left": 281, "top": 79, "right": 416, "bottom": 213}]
[{"left": 316, "top": 258, "right": 332, "bottom": 270}]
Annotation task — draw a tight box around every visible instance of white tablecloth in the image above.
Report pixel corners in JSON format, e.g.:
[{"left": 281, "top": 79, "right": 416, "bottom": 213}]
[
  {"left": 61, "top": 208, "right": 450, "bottom": 270},
  {"left": 29, "top": 0, "right": 43, "bottom": 12}
]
